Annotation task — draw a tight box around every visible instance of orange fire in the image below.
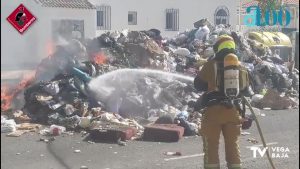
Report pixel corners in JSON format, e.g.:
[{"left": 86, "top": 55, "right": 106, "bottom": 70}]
[
  {"left": 18, "top": 72, "right": 35, "bottom": 90},
  {"left": 1, "top": 72, "right": 35, "bottom": 111},
  {"left": 46, "top": 41, "right": 55, "bottom": 57},
  {"left": 92, "top": 52, "right": 107, "bottom": 65},
  {"left": 1, "top": 85, "right": 14, "bottom": 111}
]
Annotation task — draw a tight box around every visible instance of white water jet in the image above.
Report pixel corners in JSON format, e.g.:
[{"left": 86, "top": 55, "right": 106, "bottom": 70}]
[
  {"left": 88, "top": 68, "right": 194, "bottom": 97},
  {"left": 88, "top": 68, "right": 195, "bottom": 115}
]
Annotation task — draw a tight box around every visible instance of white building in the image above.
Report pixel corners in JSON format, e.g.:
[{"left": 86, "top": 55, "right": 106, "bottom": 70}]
[
  {"left": 89, "top": 0, "right": 237, "bottom": 37},
  {"left": 1, "top": 0, "right": 96, "bottom": 70},
  {"left": 2, "top": 0, "right": 239, "bottom": 70}
]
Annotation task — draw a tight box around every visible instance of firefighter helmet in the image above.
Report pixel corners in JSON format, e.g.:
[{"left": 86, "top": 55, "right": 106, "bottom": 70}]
[{"left": 213, "top": 35, "right": 236, "bottom": 53}]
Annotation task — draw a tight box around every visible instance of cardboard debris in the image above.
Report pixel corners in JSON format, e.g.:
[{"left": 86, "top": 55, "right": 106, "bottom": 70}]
[
  {"left": 17, "top": 123, "right": 42, "bottom": 131},
  {"left": 7, "top": 130, "right": 28, "bottom": 137}
]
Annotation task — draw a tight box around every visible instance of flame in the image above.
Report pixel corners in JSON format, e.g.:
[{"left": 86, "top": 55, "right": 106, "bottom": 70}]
[
  {"left": 92, "top": 52, "right": 107, "bottom": 65},
  {"left": 1, "top": 72, "right": 35, "bottom": 111},
  {"left": 46, "top": 41, "right": 55, "bottom": 57},
  {"left": 18, "top": 72, "right": 35, "bottom": 90},
  {"left": 1, "top": 85, "right": 14, "bottom": 111}
]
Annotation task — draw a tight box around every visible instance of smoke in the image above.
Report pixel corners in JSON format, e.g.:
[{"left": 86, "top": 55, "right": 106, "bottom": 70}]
[
  {"left": 56, "top": 36, "right": 69, "bottom": 46},
  {"left": 1, "top": 1, "right": 84, "bottom": 73}
]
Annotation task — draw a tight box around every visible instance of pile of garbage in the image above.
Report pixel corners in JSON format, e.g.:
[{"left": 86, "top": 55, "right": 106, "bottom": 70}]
[
  {"left": 1, "top": 32, "right": 203, "bottom": 140},
  {"left": 1, "top": 18, "right": 299, "bottom": 142},
  {"left": 165, "top": 19, "right": 299, "bottom": 110}
]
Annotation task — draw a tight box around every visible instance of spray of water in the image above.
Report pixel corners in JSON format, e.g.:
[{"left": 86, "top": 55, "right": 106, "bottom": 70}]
[
  {"left": 90, "top": 68, "right": 194, "bottom": 84},
  {"left": 89, "top": 68, "right": 194, "bottom": 96},
  {"left": 88, "top": 68, "right": 195, "bottom": 113}
]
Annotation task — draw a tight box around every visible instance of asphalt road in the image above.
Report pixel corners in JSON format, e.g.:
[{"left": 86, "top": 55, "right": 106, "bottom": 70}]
[{"left": 1, "top": 109, "right": 299, "bottom": 169}]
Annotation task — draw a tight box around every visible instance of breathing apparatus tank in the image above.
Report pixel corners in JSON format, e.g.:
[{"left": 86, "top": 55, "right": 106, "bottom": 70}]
[{"left": 223, "top": 53, "right": 240, "bottom": 98}]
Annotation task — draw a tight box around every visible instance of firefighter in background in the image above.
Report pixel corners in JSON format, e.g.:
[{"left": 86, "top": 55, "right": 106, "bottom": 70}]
[{"left": 194, "top": 35, "right": 252, "bottom": 169}]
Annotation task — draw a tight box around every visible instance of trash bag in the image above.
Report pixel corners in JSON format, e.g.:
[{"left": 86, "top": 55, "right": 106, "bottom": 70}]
[
  {"left": 240, "top": 62, "right": 254, "bottom": 72},
  {"left": 269, "top": 56, "right": 285, "bottom": 65},
  {"left": 43, "top": 81, "right": 60, "bottom": 95},
  {"left": 251, "top": 94, "right": 264, "bottom": 103},
  {"left": 290, "top": 72, "right": 299, "bottom": 92},
  {"left": 194, "top": 25, "right": 210, "bottom": 42},
  {"left": 155, "top": 115, "right": 174, "bottom": 124},
  {"left": 175, "top": 118, "right": 197, "bottom": 136},
  {"left": 272, "top": 73, "right": 292, "bottom": 92},
  {"left": 1, "top": 116, "right": 16, "bottom": 133},
  {"left": 194, "top": 18, "right": 209, "bottom": 28},
  {"left": 175, "top": 111, "right": 189, "bottom": 121},
  {"left": 174, "top": 48, "right": 190, "bottom": 57}
]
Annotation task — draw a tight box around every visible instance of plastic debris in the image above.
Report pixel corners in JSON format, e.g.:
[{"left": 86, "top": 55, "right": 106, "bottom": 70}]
[
  {"left": 174, "top": 48, "right": 190, "bottom": 57},
  {"left": 247, "top": 138, "right": 259, "bottom": 144},
  {"left": 1, "top": 116, "right": 16, "bottom": 133},
  {"left": 45, "top": 137, "right": 55, "bottom": 143},
  {"left": 241, "top": 132, "right": 251, "bottom": 136},
  {"left": 194, "top": 25, "right": 210, "bottom": 41},
  {"left": 163, "top": 152, "right": 182, "bottom": 156},
  {"left": 49, "top": 125, "right": 66, "bottom": 136},
  {"left": 87, "top": 141, "right": 95, "bottom": 144},
  {"left": 43, "top": 81, "right": 60, "bottom": 95},
  {"left": 79, "top": 117, "right": 91, "bottom": 128},
  {"left": 74, "top": 149, "right": 81, "bottom": 153},
  {"left": 251, "top": 94, "right": 264, "bottom": 103},
  {"left": 117, "top": 138, "right": 127, "bottom": 146}
]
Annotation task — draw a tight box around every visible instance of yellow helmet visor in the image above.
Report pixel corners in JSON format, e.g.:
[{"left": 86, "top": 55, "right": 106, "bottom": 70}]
[{"left": 218, "top": 40, "right": 236, "bottom": 53}]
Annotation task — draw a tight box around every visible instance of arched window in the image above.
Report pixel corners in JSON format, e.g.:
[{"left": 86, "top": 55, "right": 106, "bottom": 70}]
[{"left": 214, "top": 6, "right": 229, "bottom": 25}]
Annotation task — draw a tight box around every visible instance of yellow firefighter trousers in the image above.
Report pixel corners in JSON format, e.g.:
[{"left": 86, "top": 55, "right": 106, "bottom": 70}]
[{"left": 200, "top": 104, "right": 242, "bottom": 169}]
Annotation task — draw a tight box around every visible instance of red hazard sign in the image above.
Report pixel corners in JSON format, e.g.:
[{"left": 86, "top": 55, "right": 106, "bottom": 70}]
[{"left": 7, "top": 4, "right": 37, "bottom": 34}]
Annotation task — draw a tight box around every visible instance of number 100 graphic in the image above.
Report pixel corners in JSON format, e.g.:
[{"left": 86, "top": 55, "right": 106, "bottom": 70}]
[{"left": 244, "top": 6, "right": 291, "bottom": 27}]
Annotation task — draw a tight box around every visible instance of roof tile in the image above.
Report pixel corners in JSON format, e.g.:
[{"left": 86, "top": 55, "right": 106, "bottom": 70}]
[{"left": 35, "top": 0, "right": 95, "bottom": 9}]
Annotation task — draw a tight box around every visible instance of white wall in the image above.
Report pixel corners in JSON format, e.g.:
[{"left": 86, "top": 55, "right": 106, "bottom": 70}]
[
  {"left": 1, "top": 0, "right": 39, "bottom": 70},
  {"left": 35, "top": 7, "right": 96, "bottom": 66},
  {"left": 90, "top": 0, "right": 237, "bottom": 37},
  {"left": 1, "top": 0, "right": 96, "bottom": 70}
]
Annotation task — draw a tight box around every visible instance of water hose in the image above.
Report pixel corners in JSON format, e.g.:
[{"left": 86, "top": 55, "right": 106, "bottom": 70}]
[{"left": 242, "top": 96, "right": 276, "bottom": 169}]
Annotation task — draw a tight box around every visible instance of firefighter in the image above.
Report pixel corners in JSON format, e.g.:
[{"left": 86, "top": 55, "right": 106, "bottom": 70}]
[{"left": 194, "top": 35, "right": 251, "bottom": 169}]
